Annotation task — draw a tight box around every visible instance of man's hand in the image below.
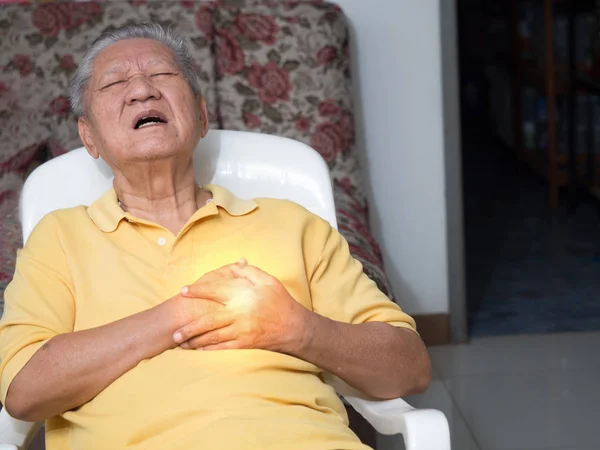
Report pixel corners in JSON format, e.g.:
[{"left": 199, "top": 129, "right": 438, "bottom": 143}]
[
  {"left": 169, "top": 260, "right": 430, "bottom": 399},
  {"left": 172, "top": 263, "right": 311, "bottom": 353},
  {"left": 169, "top": 260, "right": 252, "bottom": 326}
]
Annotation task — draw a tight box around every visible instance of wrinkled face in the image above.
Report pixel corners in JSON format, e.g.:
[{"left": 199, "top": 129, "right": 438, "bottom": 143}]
[{"left": 78, "top": 38, "right": 208, "bottom": 168}]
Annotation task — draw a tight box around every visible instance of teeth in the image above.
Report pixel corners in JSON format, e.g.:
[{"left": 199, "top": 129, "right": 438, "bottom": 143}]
[
  {"left": 138, "top": 120, "right": 162, "bottom": 129},
  {"left": 134, "top": 115, "right": 166, "bottom": 129}
]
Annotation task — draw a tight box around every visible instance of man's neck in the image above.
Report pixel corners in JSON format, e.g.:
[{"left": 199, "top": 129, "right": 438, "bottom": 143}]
[{"left": 113, "top": 164, "right": 211, "bottom": 235}]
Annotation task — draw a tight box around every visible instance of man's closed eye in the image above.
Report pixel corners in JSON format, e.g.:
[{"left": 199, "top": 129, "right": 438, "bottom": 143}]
[{"left": 102, "top": 79, "right": 127, "bottom": 90}]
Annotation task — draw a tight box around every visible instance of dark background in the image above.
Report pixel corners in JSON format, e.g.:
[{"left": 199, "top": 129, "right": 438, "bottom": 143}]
[{"left": 457, "top": 0, "right": 600, "bottom": 337}]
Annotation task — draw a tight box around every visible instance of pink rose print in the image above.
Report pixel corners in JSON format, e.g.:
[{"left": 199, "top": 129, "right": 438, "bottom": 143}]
[
  {"left": 338, "top": 177, "right": 352, "bottom": 193},
  {"left": 316, "top": 45, "right": 337, "bottom": 65},
  {"left": 340, "top": 112, "right": 355, "bottom": 142},
  {"left": 195, "top": 4, "right": 213, "bottom": 38},
  {"left": 14, "top": 55, "right": 33, "bottom": 77},
  {"left": 68, "top": 2, "right": 102, "bottom": 29},
  {"left": 234, "top": 14, "right": 279, "bottom": 45},
  {"left": 32, "top": 3, "right": 70, "bottom": 36},
  {"left": 32, "top": 2, "right": 101, "bottom": 36},
  {"left": 318, "top": 99, "right": 340, "bottom": 117},
  {"left": 216, "top": 29, "right": 245, "bottom": 75},
  {"left": 243, "top": 112, "right": 261, "bottom": 129},
  {"left": 60, "top": 55, "right": 75, "bottom": 70},
  {"left": 49, "top": 95, "right": 71, "bottom": 116},
  {"left": 310, "top": 122, "right": 347, "bottom": 161},
  {"left": 247, "top": 62, "right": 292, "bottom": 104},
  {"left": 295, "top": 116, "right": 311, "bottom": 132}
]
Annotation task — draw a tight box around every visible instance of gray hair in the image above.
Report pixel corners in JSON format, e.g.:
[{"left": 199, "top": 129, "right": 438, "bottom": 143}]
[{"left": 69, "top": 23, "right": 202, "bottom": 117}]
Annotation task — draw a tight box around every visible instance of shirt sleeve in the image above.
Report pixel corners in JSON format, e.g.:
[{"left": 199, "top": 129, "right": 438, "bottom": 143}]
[
  {"left": 307, "top": 215, "right": 417, "bottom": 333},
  {"left": 0, "top": 213, "right": 75, "bottom": 404}
]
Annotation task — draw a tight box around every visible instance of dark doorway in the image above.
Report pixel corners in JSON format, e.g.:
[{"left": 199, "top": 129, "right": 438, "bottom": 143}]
[{"left": 458, "top": 0, "right": 600, "bottom": 337}]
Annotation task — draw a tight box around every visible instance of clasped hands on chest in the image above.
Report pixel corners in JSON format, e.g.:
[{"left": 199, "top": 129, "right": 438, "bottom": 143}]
[{"left": 169, "top": 258, "right": 312, "bottom": 355}]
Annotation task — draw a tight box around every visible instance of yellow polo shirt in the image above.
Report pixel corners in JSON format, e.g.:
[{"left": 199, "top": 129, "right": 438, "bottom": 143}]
[{"left": 0, "top": 184, "right": 416, "bottom": 450}]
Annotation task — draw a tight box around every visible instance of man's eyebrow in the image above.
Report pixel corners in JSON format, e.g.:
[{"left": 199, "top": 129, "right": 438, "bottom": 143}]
[
  {"left": 96, "top": 66, "right": 127, "bottom": 83},
  {"left": 145, "top": 58, "right": 177, "bottom": 68}
]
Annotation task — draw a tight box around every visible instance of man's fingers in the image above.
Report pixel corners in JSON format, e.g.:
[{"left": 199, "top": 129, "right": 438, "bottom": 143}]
[
  {"left": 181, "top": 325, "right": 237, "bottom": 349},
  {"left": 230, "top": 264, "right": 274, "bottom": 286},
  {"left": 194, "top": 259, "right": 248, "bottom": 284},
  {"left": 181, "top": 281, "right": 225, "bottom": 299},
  {"left": 173, "top": 312, "right": 234, "bottom": 344},
  {"left": 181, "top": 279, "right": 248, "bottom": 299}
]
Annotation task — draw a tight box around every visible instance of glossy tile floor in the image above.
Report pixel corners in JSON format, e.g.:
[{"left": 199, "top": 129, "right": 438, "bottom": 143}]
[{"left": 376, "top": 331, "right": 600, "bottom": 450}]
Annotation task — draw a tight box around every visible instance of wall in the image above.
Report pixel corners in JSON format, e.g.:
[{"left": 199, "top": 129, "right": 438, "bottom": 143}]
[
  {"left": 439, "top": 0, "right": 466, "bottom": 340},
  {"left": 335, "top": 0, "right": 449, "bottom": 315}
]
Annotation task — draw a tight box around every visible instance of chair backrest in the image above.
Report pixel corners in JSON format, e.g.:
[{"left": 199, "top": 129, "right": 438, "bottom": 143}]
[{"left": 19, "top": 130, "right": 337, "bottom": 243}]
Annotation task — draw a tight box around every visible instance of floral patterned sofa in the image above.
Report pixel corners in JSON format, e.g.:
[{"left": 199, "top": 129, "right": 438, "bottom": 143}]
[{"left": 0, "top": 0, "right": 396, "bottom": 314}]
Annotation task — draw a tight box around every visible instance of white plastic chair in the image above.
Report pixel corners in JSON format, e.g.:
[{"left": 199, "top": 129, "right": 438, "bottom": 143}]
[{"left": 0, "top": 130, "right": 450, "bottom": 450}]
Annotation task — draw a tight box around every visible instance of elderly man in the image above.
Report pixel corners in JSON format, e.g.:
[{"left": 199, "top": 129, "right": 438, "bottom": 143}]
[{"left": 0, "top": 23, "right": 430, "bottom": 450}]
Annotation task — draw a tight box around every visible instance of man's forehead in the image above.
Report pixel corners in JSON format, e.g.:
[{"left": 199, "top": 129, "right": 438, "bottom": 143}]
[
  {"left": 94, "top": 40, "right": 176, "bottom": 74},
  {"left": 99, "top": 58, "right": 175, "bottom": 74}
]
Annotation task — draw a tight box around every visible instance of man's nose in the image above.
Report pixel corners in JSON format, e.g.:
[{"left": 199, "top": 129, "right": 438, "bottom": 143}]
[{"left": 125, "top": 75, "right": 161, "bottom": 105}]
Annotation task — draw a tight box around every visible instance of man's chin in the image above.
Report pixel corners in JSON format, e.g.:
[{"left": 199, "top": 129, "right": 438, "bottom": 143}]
[
  {"left": 127, "top": 144, "right": 180, "bottom": 162},
  {"left": 125, "top": 141, "right": 194, "bottom": 163}
]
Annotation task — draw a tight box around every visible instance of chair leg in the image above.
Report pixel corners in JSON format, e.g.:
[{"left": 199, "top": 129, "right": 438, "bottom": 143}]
[
  {"left": 347, "top": 404, "right": 378, "bottom": 449},
  {"left": 29, "top": 424, "right": 45, "bottom": 450}
]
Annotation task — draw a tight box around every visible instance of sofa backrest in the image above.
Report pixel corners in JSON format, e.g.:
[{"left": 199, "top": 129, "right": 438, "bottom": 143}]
[
  {"left": 0, "top": 0, "right": 397, "bottom": 310},
  {"left": 0, "top": 1, "right": 217, "bottom": 157},
  {"left": 0, "top": 1, "right": 364, "bottom": 198}
]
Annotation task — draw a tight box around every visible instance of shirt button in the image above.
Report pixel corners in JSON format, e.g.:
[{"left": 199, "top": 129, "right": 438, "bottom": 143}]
[{"left": 157, "top": 237, "right": 167, "bottom": 246}]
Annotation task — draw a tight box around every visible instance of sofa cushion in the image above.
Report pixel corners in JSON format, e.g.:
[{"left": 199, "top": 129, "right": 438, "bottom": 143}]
[
  {"left": 0, "top": 121, "right": 48, "bottom": 316},
  {"left": 333, "top": 180, "right": 394, "bottom": 299},
  {"left": 212, "top": 1, "right": 365, "bottom": 203},
  {"left": 0, "top": 109, "right": 51, "bottom": 176},
  {"left": 0, "top": 1, "right": 219, "bottom": 155},
  {"left": 0, "top": 172, "right": 25, "bottom": 315}
]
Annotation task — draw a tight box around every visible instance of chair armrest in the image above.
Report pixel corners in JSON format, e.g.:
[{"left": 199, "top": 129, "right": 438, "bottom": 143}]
[
  {"left": 324, "top": 372, "right": 451, "bottom": 449},
  {"left": 343, "top": 396, "right": 451, "bottom": 450},
  {"left": 0, "top": 407, "right": 42, "bottom": 450}
]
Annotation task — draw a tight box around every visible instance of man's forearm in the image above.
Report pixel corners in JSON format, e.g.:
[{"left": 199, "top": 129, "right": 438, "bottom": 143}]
[
  {"left": 4, "top": 300, "right": 178, "bottom": 422},
  {"left": 292, "top": 313, "right": 431, "bottom": 399}
]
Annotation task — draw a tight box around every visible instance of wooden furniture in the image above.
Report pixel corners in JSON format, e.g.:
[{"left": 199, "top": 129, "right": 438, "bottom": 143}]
[
  {"left": 511, "top": 0, "right": 600, "bottom": 211},
  {"left": 512, "top": 0, "right": 561, "bottom": 210}
]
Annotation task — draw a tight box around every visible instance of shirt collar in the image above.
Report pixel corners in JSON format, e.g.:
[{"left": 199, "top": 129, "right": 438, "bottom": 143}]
[
  {"left": 204, "top": 183, "right": 258, "bottom": 217},
  {"left": 87, "top": 183, "right": 258, "bottom": 233},
  {"left": 87, "top": 188, "right": 126, "bottom": 233}
]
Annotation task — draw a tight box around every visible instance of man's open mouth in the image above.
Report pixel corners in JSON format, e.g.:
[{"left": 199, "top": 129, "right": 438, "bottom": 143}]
[{"left": 133, "top": 110, "right": 168, "bottom": 129}]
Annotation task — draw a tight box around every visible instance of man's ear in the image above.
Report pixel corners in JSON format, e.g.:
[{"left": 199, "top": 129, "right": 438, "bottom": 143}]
[
  {"left": 197, "top": 95, "right": 209, "bottom": 138},
  {"left": 78, "top": 117, "right": 99, "bottom": 159}
]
